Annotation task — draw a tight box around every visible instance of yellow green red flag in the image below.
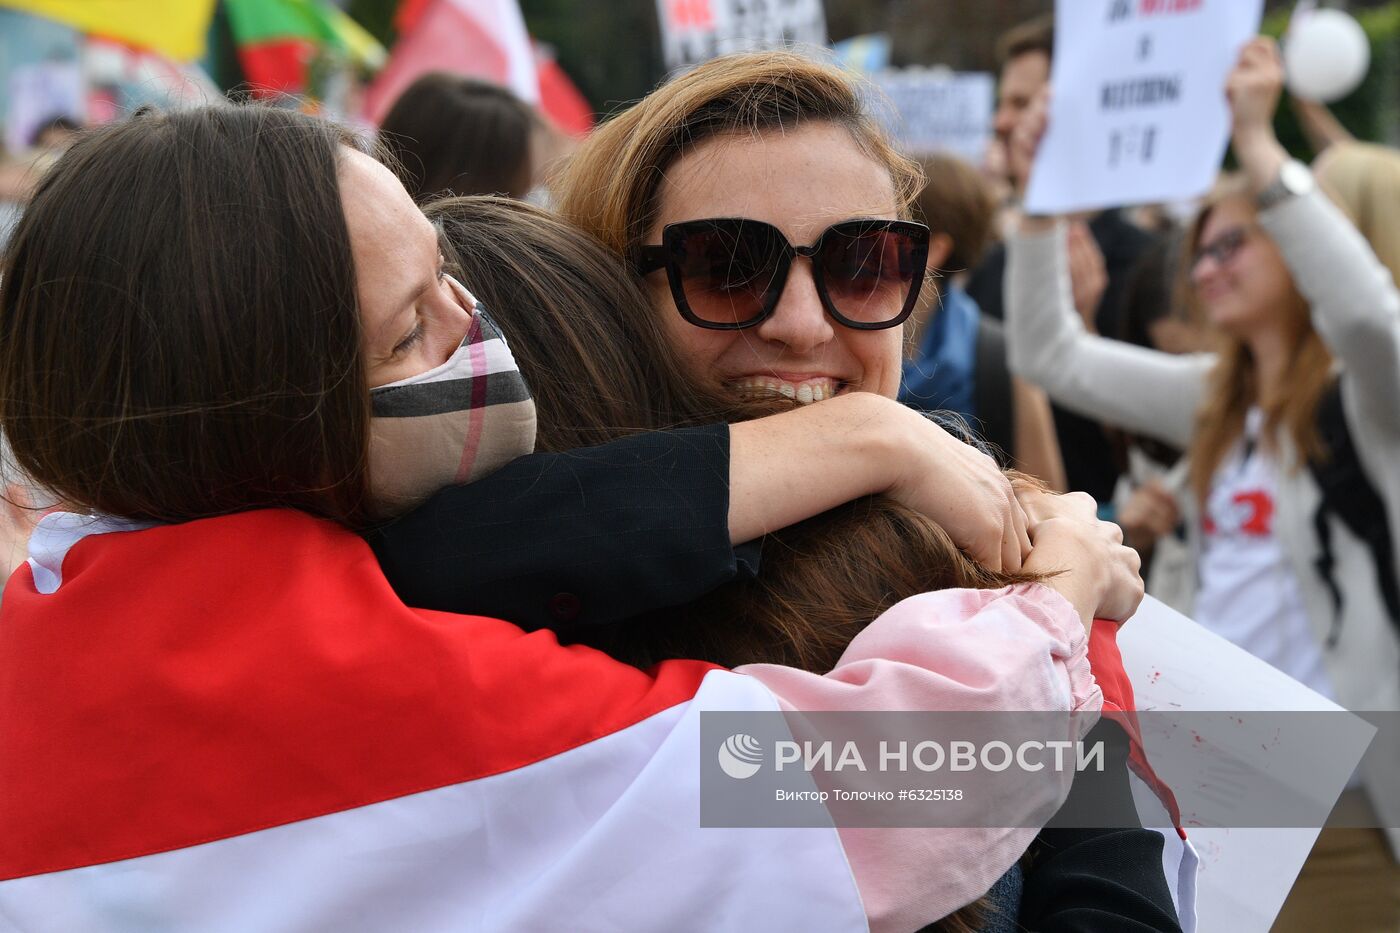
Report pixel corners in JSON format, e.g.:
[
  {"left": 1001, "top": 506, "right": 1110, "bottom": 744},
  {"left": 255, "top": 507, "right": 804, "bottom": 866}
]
[{"left": 0, "top": 0, "right": 216, "bottom": 61}]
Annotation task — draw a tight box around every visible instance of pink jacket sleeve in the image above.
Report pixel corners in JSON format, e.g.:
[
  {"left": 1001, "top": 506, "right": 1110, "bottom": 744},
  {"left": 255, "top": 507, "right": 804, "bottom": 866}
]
[{"left": 737, "top": 584, "right": 1102, "bottom": 933}]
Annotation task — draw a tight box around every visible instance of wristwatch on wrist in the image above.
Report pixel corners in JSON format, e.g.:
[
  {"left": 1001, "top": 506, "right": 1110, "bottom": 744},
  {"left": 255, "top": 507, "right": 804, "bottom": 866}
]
[{"left": 1256, "top": 159, "right": 1315, "bottom": 211}]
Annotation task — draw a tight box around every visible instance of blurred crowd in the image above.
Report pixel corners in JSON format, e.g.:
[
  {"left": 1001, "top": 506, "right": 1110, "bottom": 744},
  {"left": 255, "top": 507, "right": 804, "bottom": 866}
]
[{"left": 1, "top": 7, "right": 1399, "bottom": 933}]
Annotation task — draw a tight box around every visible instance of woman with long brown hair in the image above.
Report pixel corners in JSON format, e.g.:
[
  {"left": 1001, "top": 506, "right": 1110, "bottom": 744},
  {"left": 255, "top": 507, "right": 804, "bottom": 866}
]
[
  {"left": 427, "top": 194, "right": 1183, "bottom": 933},
  {"left": 1003, "top": 38, "right": 1400, "bottom": 930},
  {"left": 0, "top": 103, "right": 1114, "bottom": 933}
]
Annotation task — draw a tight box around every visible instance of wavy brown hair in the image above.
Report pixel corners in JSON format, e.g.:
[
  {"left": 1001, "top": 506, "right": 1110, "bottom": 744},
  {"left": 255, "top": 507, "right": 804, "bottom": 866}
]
[
  {"left": 1183, "top": 178, "right": 1332, "bottom": 503},
  {"left": 552, "top": 50, "right": 923, "bottom": 258},
  {"left": 431, "top": 195, "right": 1040, "bottom": 931}
]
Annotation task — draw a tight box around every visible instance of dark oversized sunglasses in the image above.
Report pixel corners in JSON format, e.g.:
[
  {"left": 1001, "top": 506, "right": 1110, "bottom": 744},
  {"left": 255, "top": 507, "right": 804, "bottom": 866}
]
[{"left": 633, "top": 217, "right": 931, "bottom": 331}]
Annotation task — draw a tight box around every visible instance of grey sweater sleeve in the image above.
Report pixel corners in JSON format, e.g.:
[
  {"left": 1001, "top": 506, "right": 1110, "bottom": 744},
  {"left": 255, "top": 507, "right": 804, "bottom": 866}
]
[
  {"left": 1005, "top": 224, "right": 1213, "bottom": 451},
  {"left": 1258, "top": 187, "right": 1400, "bottom": 439}
]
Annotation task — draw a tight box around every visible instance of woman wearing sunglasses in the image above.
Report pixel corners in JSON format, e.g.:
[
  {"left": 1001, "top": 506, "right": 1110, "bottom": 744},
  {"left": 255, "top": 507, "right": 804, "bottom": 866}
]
[
  {"left": 0, "top": 103, "right": 1109, "bottom": 933},
  {"left": 558, "top": 54, "right": 925, "bottom": 412},
  {"left": 549, "top": 51, "right": 1200, "bottom": 929},
  {"left": 1003, "top": 38, "right": 1400, "bottom": 930},
  {"left": 427, "top": 193, "right": 1187, "bottom": 933}
]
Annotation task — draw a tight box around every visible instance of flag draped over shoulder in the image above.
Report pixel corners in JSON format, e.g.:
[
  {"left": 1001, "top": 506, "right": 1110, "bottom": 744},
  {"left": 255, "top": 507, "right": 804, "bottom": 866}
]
[
  {"left": 0, "top": 510, "right": 869, "bottom": 932},
  {"left": 0, "top": 0, "right": 215, "bottom": 61}
]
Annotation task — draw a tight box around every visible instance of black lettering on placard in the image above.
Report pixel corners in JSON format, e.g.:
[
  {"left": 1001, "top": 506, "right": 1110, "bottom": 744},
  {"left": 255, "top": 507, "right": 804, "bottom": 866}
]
[
  {"left": 1137, "top": 34, "right": 1152, "bottom": 60},
  {"left": 1108, "top": 124, "right": 1160, "bottom": 168},
  {"left": 1108, "top": 0, "right": 1133, "bottom": 23},
  {"left": 1100, "top": 75, "right": 1182, "bottom": 109}
]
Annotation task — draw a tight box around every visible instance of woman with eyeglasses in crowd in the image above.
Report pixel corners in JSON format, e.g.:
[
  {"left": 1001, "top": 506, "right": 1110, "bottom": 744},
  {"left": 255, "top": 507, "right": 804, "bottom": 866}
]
[
  {"left": 0, "top": 101, "right": 1118, "bottom": 931},
  {"left": 1002, "top": 37, "right": 1400, "bottom": 930}
]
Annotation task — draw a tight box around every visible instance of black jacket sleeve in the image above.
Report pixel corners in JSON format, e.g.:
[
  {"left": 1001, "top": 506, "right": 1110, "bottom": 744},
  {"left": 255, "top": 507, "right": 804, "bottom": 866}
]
[
  {"left": 1018, "top": 827, "right": 1183, "bottom": 932},
  {"left": 1020, "top": 720, "right": 1184, "bottom": 932},
  {"left": 367, "top": 424, "right": 760, "bottom": 631}
]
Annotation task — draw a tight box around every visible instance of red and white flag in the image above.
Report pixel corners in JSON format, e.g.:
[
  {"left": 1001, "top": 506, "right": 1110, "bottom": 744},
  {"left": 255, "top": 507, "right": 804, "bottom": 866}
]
[
  {"left": 365, "top": 0, "right": 538, "bottom": 125},
  {"left": 0, "top": 509, "right": 1121, "bottom": 933}
]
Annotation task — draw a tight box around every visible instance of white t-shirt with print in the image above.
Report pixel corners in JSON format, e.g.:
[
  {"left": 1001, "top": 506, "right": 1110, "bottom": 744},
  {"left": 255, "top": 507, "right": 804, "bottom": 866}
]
[{"left": 1194, "top": 409, "right": 1336, "bottom": 700}]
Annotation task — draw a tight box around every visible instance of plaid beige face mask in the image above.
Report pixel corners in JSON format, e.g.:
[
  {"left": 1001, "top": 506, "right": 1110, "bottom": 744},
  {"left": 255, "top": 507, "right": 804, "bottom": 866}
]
[{"left": 367, "top": 283, "right": 536, "bottom": 517}]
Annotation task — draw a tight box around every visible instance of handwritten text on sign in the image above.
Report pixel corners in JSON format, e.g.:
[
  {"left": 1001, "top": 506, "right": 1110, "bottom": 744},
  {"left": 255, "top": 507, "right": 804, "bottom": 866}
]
[
  {"left": 1024, "top": 0, "right": 1263, "bottom": 214},
  {"left": 657, "top": 0, "right": 827, "bottom": 72}
]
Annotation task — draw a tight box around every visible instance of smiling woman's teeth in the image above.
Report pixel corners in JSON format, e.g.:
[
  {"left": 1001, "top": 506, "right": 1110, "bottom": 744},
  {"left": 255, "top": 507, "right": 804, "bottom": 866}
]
[{"left": 732, "top": 377, "right": 837, "bottom": 404}]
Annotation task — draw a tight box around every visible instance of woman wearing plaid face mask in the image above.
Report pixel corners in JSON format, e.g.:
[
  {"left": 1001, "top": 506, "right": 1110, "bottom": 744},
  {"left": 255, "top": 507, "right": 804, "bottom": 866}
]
[{"left": 0, "top": 103, "right": 1109, "bottom": 933}]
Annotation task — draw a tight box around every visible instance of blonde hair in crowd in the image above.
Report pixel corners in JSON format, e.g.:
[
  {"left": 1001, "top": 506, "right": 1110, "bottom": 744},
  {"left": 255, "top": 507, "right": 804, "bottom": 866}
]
[
  {"left": 1184, "top": 176, "right": 1332, "bottom": 502},
  {"left": 1314, "top": 141, "right": 1400, "bottom": 286},
  {"left": 553, "top": 50, "right": 924, "bottom": 255}
]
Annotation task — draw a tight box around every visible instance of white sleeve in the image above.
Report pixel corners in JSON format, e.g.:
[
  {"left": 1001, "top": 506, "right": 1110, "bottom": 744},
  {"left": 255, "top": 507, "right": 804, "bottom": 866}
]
[
  {"left": 1006, "top": 225, "right": 1212, "bottom": 450},
  {"left": 1259, "top": 187, "right": 1400, "bottom": 438}
]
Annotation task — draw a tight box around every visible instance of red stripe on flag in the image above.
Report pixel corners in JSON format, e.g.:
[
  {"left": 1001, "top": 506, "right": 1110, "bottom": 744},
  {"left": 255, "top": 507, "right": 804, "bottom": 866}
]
[
  {"left": 536, "top": 54, "right": 594, "bottom": 137},
  {"left": 395, "top": 0, "right": 435, "bottom": 34},
  {"left": 0, "top": 510, "right": 716, "bottom": 880},
  {"left": 237, "top": 38, "right": 317, "bottom": 97},
  {"left": 366, "top": 0, "right": 514, "bottom": 124},
  {"left": 1088, "top": 619, "right": 1186, "bottom": 834}
]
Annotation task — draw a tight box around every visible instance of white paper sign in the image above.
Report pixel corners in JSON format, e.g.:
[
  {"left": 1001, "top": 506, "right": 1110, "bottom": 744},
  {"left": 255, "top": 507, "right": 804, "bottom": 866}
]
[
  {"left": 1025, "top": 0, "right": 1264, "bottom": 214},
  {"left": 5, "top": 61, "right": 84, "bottom": 155},
  {"left": 871, "top": 70, "right": 995, "bottom": 162},
  {"left": 1120, "top": 597, "right": 1376, "bottom": 932},
  {"left": 656, "top": 0, "right": 827, "bottom": 72}
]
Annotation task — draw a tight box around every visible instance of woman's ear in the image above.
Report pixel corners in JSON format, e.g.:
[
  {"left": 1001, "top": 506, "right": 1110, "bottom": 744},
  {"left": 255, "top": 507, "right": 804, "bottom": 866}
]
[{"left": 927, "top": 232, "right": 955, "bottom": 273}]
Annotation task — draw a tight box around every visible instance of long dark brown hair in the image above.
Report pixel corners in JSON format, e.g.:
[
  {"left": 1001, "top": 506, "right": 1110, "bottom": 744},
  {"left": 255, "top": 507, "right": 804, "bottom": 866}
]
[
  {"left": 431, "top": 195, "right": 1038, "bottom": 932},
  {"left": 0, "top": 104, "right": 375, "bottom": 527}
]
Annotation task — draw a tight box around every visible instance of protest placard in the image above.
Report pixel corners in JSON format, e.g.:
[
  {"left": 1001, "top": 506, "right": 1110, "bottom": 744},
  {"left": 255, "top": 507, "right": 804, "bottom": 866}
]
[
  {"left": 871, "top": 69, "right": 994, "bottom": 162},
  {"left": 1120, "top": 597, "right": 1376, "bottom": 932},
  {"left": 656, "top": 0, "right": 826, "bottom": 72},
  {"left": 1025, "top": 0, "right": 1264, "bottom": 215},
  {"left": 5, "top": 61, "right": 84, "bottom": 154}
]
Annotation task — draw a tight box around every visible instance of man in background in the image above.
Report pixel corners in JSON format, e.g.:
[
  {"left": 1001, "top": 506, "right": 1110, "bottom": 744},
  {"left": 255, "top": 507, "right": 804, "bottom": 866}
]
[{"left": 967, "top": 13, "right": 1160, "bottom": 506}]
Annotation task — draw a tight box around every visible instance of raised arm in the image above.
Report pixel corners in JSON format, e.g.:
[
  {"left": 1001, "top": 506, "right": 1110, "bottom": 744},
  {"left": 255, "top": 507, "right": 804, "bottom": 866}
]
[
  {"left": 1003, "top": 94, "right": 1211, "bottom": 450},
  {"left": 1229, "top": 40, "right": 1400, "bottom": 438},
  {"left": 1261, "top": 190, "right": 1400, "bottom": 434}
]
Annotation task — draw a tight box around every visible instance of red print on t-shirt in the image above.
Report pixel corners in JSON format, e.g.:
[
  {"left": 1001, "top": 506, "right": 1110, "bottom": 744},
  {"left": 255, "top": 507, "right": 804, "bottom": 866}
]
[
  {"left": 1234, "top": 491, "right": 1273, "bottom": 535},
  {"left": 1205, "top": 489, "right": 1274, "bottom": 537}
]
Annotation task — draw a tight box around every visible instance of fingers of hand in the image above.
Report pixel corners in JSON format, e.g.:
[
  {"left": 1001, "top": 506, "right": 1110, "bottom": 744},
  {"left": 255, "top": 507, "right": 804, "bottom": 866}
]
[
  {"left": 1011, "top": 492, "right": 1032, "bottom": 565},
  {"left": 998, "top": 483, "right": 1029, "bottom": 573}
]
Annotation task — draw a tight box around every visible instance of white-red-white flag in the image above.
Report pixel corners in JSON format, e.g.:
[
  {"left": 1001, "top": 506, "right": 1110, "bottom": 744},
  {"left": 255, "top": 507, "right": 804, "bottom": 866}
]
[{"left": 365, "top": 0, "right": 538, "bottom": 125}]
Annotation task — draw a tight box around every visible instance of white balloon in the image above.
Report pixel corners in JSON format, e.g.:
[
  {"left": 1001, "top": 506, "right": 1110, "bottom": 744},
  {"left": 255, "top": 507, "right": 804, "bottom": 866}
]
[{"left": 1286, "top": 9, "right": 1371, "bottom": 103}]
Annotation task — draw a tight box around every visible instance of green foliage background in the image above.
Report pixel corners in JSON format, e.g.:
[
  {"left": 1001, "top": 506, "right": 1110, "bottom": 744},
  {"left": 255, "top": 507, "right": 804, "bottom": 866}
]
[{"left": 1264, "top": 3, "right": 1400, "bottom": 155}]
